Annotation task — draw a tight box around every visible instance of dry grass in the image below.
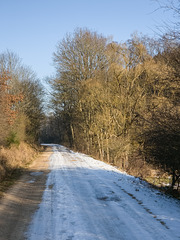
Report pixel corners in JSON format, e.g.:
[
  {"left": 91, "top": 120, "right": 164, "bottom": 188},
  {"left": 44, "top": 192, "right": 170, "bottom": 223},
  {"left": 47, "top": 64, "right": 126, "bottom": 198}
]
[{"left": 0, "top": 142, "right": 38, "bottom": 182}]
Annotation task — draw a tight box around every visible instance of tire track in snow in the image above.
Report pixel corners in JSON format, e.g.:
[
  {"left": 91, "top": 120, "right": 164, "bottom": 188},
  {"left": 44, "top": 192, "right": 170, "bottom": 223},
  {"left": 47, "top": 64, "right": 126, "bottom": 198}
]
[{"left": 71, "top": 152, "right": 172, "bottom": 239}]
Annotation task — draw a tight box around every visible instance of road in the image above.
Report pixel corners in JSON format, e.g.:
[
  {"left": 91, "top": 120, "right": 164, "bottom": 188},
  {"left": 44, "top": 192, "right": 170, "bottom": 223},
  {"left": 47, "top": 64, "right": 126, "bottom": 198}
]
[
  {"left": 0, "top": 144, "right": 179, "bottom": 240},
  {"left": 26, "top": 144, "right": 180, "bottom": 240}
]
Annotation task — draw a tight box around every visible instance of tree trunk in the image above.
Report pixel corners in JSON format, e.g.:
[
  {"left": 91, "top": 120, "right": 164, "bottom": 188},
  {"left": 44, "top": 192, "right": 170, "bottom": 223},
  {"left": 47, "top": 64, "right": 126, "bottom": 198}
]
[
  {"left": 106, "top": 135, "right": 110, "bottom": 163},
  {"left": 97, "top": 133, "right": 103, "bottom": 161}
]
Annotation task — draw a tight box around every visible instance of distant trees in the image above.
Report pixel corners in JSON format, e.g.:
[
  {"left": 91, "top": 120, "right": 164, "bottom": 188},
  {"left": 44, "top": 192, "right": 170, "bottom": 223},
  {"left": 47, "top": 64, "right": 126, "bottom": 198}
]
[
  {"left": 0, "top": 51, "right": 44, "bottom": 145},
  {"left": 48, "top": 27, "right": 180, "bottom": 188}
]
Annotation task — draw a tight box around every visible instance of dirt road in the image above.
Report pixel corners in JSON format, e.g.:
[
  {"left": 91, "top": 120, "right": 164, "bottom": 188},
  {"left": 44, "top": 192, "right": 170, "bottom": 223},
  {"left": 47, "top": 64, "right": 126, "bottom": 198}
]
[
  {"left": 0, "top": 147, "right": 52, "bottom": 240},
  {"left": 0, "top": 145, "right": 180, "bottom": 240}
]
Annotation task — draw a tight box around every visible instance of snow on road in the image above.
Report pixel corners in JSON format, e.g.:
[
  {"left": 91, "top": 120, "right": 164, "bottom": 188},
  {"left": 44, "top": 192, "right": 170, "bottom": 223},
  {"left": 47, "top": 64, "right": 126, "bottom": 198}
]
[{"left": 26, "top": 144, "right": 180, "bottom": 240}]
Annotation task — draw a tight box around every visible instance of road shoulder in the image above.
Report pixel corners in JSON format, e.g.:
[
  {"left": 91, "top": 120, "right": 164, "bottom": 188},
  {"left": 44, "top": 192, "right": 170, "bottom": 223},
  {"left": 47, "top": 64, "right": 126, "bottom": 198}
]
[{"left": 0, "top": 147, "right": 52, "bottom": 240}]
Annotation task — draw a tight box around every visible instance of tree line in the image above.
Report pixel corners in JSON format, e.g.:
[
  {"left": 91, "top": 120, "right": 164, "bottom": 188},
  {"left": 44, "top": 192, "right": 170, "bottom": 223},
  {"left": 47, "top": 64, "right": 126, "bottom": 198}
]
[
  {"left": 0, "top": 51, "right": 44, "bottom": 146},
  {"left": 42, "top": 1, "right": 180, "bottom": 187},
  {"left": 0, "top": 51, "right": 44, "bottom": 181}
]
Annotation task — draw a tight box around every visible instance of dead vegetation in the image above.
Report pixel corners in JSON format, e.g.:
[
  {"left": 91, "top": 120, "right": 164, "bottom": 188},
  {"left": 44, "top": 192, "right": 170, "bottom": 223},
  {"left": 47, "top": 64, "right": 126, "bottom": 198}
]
[
  {"left": 0, "top": 142, "right": 38, "bottom": 182},
  {"left": 113, "top": 153, "right": 180, "bottom": 199}
]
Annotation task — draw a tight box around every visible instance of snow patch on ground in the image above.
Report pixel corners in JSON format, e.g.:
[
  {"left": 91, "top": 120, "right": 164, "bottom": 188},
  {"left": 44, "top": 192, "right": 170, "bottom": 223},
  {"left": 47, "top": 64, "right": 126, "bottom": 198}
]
[
  {"left": 26, "top": 179, "right": 35, "bottom": 183},
  {"left": 30, "top": 171, "right": 44, "bottom": 176}
]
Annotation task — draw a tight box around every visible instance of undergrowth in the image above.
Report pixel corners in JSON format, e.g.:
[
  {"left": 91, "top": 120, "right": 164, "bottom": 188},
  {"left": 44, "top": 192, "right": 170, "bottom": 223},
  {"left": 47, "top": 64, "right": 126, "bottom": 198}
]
[{"left": 0, "top": 142, "right": 38, "bottom": 182}]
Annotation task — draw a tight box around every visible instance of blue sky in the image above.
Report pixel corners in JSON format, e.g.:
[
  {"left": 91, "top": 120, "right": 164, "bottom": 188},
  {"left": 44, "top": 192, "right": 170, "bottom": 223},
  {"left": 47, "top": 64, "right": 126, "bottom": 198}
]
[{"left": 0, "top": 0, "right": 172, "bottom": 79}]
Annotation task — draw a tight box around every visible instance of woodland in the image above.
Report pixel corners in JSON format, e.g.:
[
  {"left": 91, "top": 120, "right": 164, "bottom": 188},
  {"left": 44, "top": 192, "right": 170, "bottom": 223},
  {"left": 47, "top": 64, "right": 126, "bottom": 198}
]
[{"left": 0, "top": 1, "right": 180, "bottom": 190}]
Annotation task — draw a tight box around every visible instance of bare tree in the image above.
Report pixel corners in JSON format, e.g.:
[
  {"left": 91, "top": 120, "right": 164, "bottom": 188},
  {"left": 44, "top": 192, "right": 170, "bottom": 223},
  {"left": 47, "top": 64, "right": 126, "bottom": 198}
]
[
  {"left": 153, "top": 0, "right": 180, "bottom": 41},
  {"left": 51, "top": 28, "right": 109, "bottom": 147}
]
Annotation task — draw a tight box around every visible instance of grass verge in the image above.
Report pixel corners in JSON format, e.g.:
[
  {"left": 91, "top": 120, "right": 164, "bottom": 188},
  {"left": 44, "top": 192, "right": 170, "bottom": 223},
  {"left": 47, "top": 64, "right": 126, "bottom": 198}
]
[{"left": 0, "top": 142, "right": 40, "bottom": 198}]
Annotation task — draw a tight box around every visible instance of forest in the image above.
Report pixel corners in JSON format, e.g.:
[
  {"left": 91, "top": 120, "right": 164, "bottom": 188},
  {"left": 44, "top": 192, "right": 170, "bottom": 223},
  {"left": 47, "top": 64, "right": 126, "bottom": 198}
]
[
  {"left": 0, "top": 1, "right": 179, "bottom": 191},
  {"left": 0, "top": 52, "right": 44, "bottom": 181},
  {"left": 41, "top": 29, "right": 180, "bottom": 189}
]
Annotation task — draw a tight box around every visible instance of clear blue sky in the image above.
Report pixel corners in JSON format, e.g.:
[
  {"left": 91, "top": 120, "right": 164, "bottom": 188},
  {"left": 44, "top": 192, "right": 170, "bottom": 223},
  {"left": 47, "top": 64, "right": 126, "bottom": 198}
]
[{"left": 0, "top": 0, "right": 172, "bottom": 79}]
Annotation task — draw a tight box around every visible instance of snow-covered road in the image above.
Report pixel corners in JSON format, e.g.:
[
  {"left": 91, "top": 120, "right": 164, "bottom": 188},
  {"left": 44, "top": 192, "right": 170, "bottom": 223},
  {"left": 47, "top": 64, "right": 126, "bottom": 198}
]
[{"left": 26, "top": 144, "right": 180, "bottom": 240}]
